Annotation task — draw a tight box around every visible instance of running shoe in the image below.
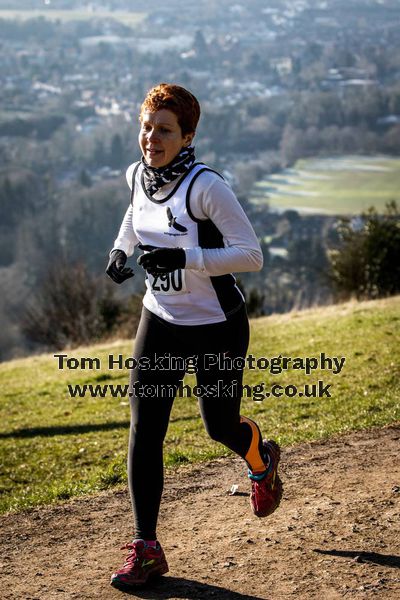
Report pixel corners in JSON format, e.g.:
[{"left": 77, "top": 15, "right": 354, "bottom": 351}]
[
  {"left": 110, "top": 539, "right": 169, "bottom": 589},
  {"left": 248, "top": 440, "right": 283, "bottom": 517}
]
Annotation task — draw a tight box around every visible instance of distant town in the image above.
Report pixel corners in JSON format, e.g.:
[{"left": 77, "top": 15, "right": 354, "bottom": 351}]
[
  {"left": 0, "top": 0, "right": 399, "bottom": 359},
  {"left": 1, "top": 0, "right": 399, "bottom": 179}
]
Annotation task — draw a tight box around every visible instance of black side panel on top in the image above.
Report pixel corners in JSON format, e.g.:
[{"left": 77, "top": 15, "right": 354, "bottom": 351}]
[{"left": 189, "top": 170, "right": 243, "bottom": 317}]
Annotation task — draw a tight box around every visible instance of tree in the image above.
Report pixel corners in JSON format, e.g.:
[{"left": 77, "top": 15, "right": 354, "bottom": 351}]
[
  {"left": 235, "top": 278, "right": 265, "bottom": 317},
  {"left": 109, "top": 134, "right": 124, "bottom": 168},
  {"left": 280, "top": 125, "right": 304, "bottom": 166},
  {"left": 79, "top": 169, "right": 92, "bottom": 188},
  {"left": 64, "top": 180, "right": 129, "bottom": 273},
  {"left": 246, "top": 287, "right": 265, "bottom": 318},
  {"left": 329, "top": 202, "right": 400, "bottom": 300},
  {"left": 21, "top": 262, "right": 123, "bottom": 349},
  {"left": 94, "top": 139, "right": 107, "bottom": 167}
]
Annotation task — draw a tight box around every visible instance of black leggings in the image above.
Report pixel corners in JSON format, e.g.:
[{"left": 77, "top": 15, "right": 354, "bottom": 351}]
[{"left": 128, "top": 303, "right": 259, "bottom": 540}]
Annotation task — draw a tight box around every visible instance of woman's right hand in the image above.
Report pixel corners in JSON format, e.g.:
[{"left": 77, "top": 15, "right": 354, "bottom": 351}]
[
  {"left": 106, "top": 249, "right": 134, "bottom": 284},
  {"left": 137, "top": 245, "right": 186, "bottom": 275}
]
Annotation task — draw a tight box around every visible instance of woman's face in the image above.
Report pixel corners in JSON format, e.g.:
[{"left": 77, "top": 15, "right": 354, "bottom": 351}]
[{"left": 139, "top": 109, "right": 194, "bottom": 168}]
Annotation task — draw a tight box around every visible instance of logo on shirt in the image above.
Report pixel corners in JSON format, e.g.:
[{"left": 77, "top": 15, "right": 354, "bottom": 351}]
[{"left": 166, "top": 207, "right": 187, "bottom": 233}]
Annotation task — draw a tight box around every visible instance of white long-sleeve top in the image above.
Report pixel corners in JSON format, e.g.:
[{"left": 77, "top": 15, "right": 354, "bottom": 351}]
[{"left": 112, "top": 161, "right": 263, "bottom": 324}]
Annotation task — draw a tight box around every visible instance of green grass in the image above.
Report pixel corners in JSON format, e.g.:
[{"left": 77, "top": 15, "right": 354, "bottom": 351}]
[
  {"left": 251, "top": 155, "right": 400, "bottom": 215},
  {"left": 1, "top": 297, "right": 399, "bottom": 513},
  {"left": 0, "top": 9, "right": 146, "bottom": 26}
]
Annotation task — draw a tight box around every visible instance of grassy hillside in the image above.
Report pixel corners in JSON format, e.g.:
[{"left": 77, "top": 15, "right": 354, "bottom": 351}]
[
  {"left": 1, "top": 296, "right": 399, "bottom": 513},
  {"left": 251, "top": 155, "right": 400, "bottom": 215}
]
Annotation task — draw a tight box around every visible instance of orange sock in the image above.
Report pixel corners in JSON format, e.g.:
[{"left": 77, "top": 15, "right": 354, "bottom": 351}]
[{"left": 240, "top": 416, "right": 267, "bottom": 473}]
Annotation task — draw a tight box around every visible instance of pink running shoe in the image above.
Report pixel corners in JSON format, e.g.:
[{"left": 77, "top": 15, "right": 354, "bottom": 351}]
[
  {"left": 110, "top": 539, "right": 169, "bottom": 589},
  {"left": 248, "top": 440, "right": 283, "bottom": 517}
]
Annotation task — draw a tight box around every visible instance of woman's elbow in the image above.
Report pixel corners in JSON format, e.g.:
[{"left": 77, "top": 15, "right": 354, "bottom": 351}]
[{"left": 248, "top": 247, "right": 264, "bottom": 272}]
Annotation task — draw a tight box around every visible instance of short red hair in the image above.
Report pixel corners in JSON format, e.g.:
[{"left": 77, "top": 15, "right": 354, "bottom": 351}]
[{"left": 140, "top": 83, "right": 200, "bottom": 135}]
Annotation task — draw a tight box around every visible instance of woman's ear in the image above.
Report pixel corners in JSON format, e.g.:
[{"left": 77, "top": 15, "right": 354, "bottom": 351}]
[{"left": 184, "top": 132, "right": 195, "bottom": 147}]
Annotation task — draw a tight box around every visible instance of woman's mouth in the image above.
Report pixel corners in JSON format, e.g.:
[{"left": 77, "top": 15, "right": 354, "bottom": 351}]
[{"left": 147, "top": 148, "right": 163, "bottom": 157}]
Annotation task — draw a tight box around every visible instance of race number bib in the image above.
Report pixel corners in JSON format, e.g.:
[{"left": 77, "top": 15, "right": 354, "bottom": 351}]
[{"left": 147, "top": 269, "right": 187, "bottom": 295}]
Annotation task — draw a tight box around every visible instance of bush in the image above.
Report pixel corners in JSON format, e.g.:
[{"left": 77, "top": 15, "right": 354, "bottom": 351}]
[
  {"left": 21, "top": 262, "right": 124, "bottom": 349},
  {"left": 329, "top": 201, "right": 400, "bottom": 299}
]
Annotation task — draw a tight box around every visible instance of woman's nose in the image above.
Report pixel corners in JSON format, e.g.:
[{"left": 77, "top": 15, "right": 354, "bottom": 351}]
[{"left": 147, "top": 128, "right": 158, "bottom": 141}]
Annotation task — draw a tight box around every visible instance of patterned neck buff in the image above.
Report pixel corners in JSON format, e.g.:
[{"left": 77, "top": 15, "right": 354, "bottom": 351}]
[{"left": 141, "top": 146, "right": 196, "bottom": 196}]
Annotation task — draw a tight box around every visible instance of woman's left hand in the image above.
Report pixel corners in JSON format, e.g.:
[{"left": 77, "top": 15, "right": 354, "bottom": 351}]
[
  {"left": 137, "top": 245, "right": 186, "bottom": 275},
  {"left": 106, "top": 249, "right": 134, "bottom": 284}
]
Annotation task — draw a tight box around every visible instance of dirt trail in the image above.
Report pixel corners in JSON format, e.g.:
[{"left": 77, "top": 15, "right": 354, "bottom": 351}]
[{"left": 1, "top": 425, "right": 400, "bottom": 600}]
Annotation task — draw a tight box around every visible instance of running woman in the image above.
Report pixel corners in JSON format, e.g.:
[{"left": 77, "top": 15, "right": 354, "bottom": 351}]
[{"left": 106, "top": 83, "right": 283, "bottom": 590}]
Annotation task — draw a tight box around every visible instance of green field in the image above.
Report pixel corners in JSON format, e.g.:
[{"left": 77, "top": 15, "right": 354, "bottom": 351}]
[
  {"left": 1, "top": 296, "right": 399, "bottom": 513},
  {"left": 0, "top": 9, "right": 146, "bottom": 26},
  {"left": 251, "top": 155, "right": 400, "bottom": 215}
]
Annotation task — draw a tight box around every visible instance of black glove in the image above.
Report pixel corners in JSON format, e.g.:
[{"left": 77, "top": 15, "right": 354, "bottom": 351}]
[
  {"left": 106, "top": 249, "right": 134, "bottom": 284},
  {"left": 137, "top": 245, "right": 186, "bottom": 275}
]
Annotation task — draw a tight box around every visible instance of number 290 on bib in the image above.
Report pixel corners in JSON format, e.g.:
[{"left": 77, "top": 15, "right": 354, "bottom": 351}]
[{"left": 147, "top": 269, "right": 187, "bottom": 295}]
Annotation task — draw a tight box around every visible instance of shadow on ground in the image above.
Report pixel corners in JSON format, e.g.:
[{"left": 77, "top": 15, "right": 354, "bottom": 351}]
[
  {"left": 0, "top": 421, "right": 130, "bottom": 438},
  {"left": 113, "top": 576, "right": 269, "bottom": 599},
  {"left": 314, "top": 548, "right": 400, "bottom": 568}
]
